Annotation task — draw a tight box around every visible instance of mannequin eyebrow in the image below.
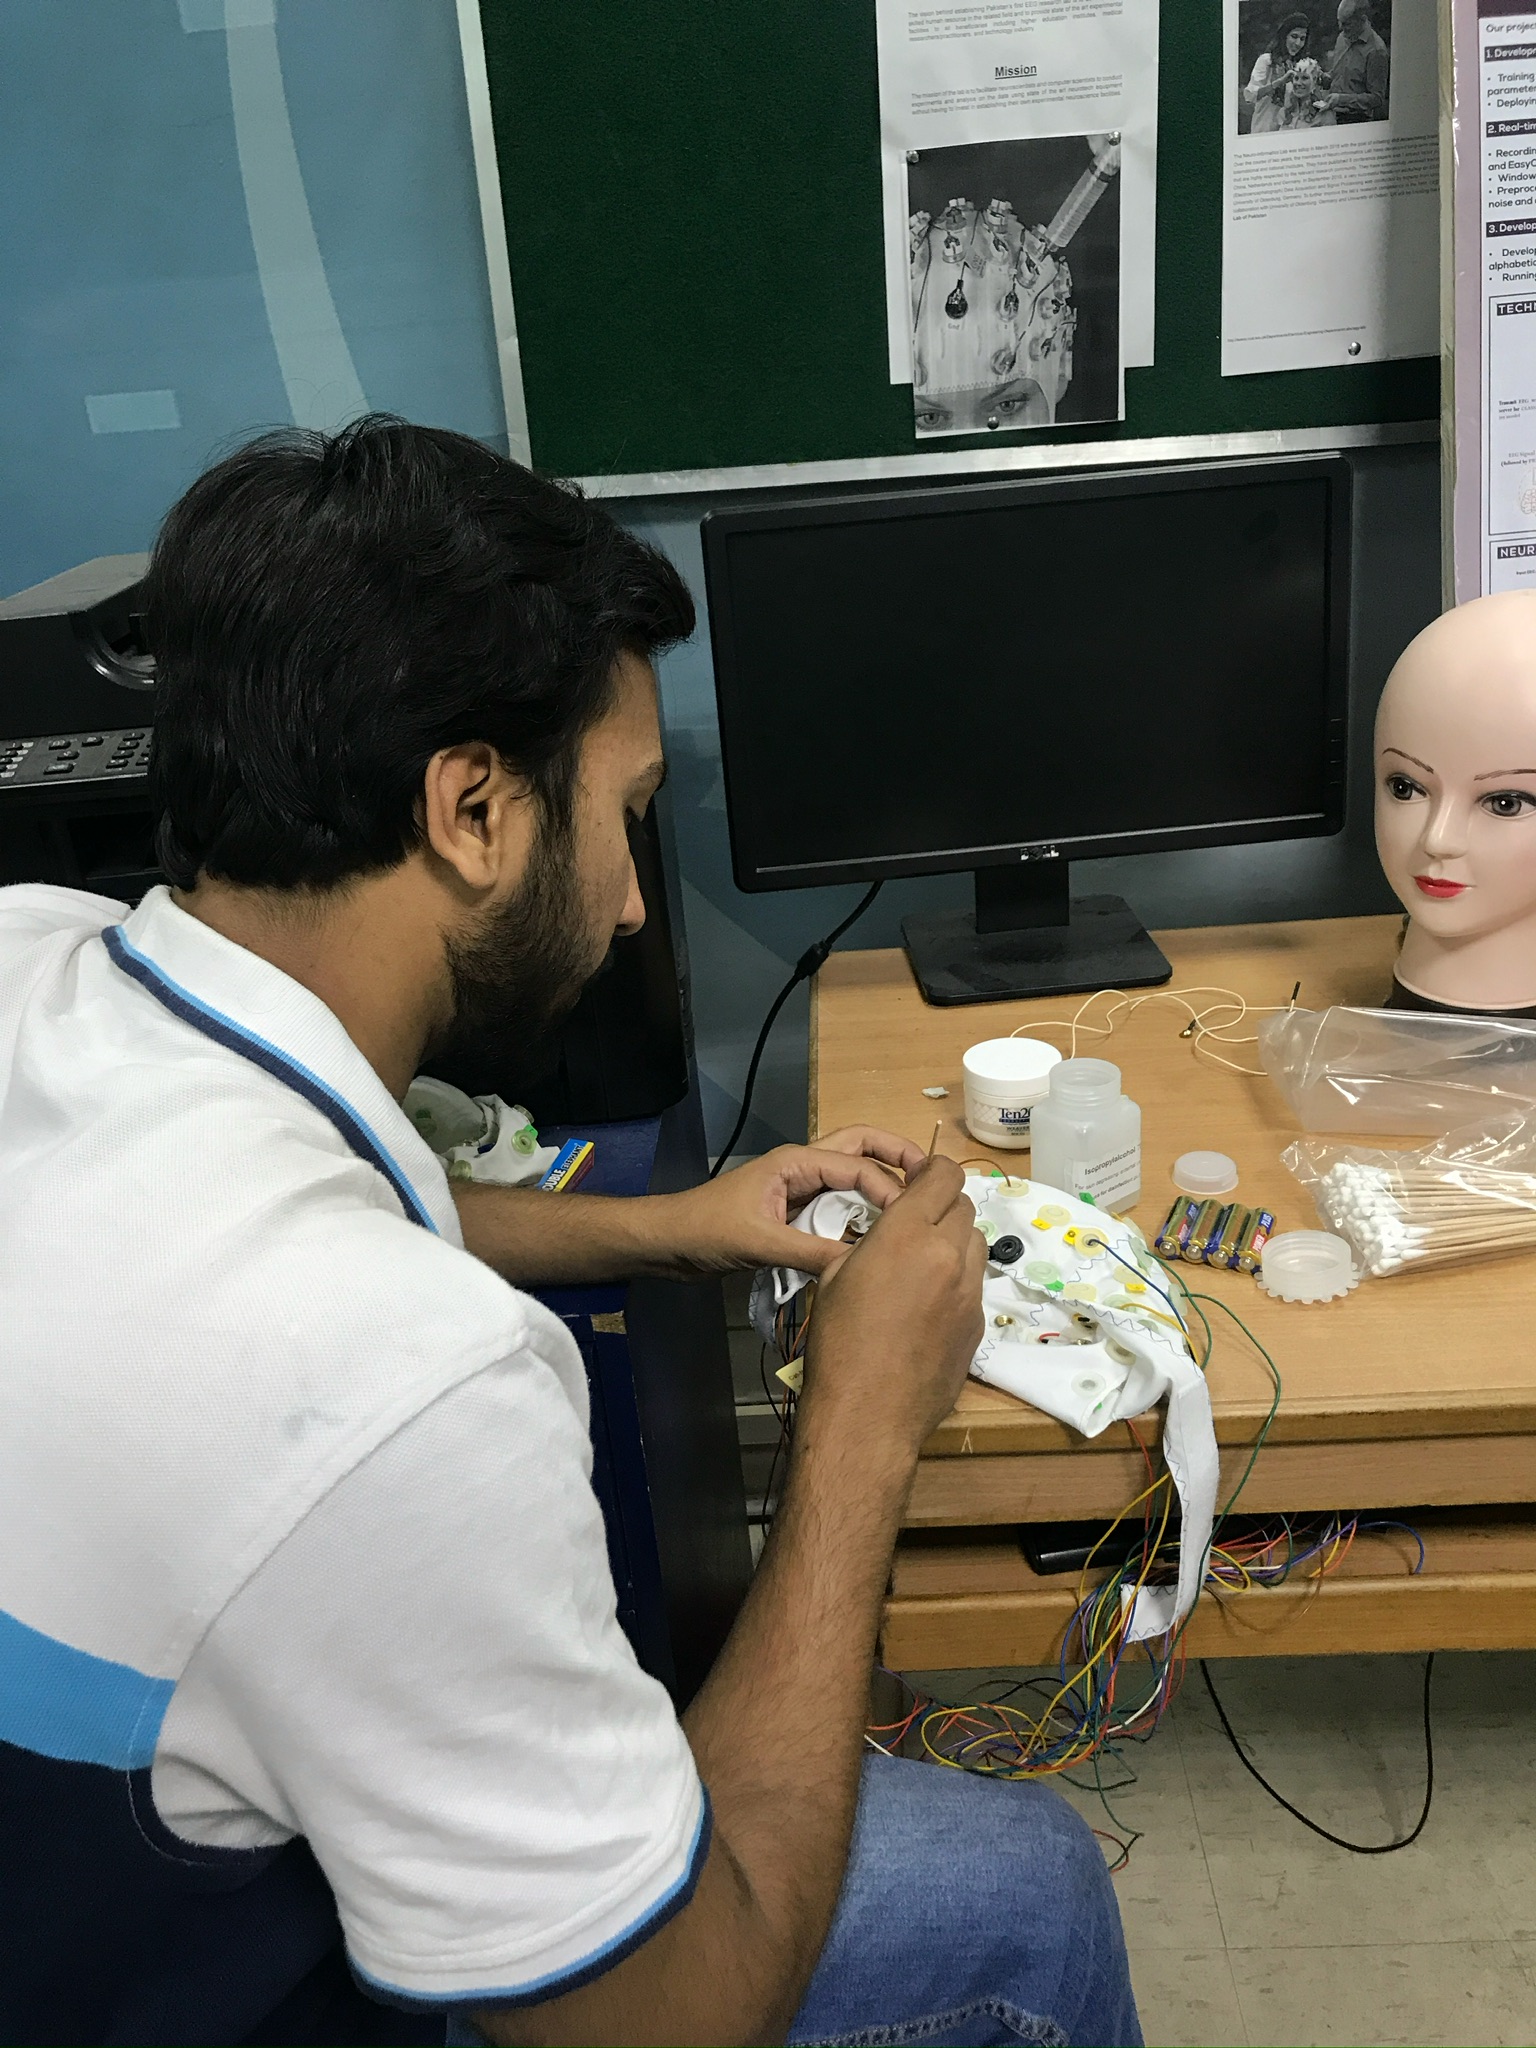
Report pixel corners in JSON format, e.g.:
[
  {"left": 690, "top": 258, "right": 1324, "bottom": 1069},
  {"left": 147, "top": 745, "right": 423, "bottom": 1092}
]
[
  {"left": 1382, "top": 747, "right": 1434, "bottom": 773},
  {"left": 1474, "top": 768, "right": 1536, "bottom": 781}
]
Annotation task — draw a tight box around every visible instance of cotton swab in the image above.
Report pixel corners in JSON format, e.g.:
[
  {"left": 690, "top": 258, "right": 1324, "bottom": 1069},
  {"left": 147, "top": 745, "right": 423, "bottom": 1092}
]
[{"left": 1312, "top": 1156, "right": 1536, "bottom": 1275}]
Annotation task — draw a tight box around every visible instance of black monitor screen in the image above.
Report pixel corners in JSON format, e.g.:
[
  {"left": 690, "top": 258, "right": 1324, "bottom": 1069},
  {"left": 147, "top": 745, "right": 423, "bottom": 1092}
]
[{"left": 704, "top": 460, "right": 1349, "bottom": 890}]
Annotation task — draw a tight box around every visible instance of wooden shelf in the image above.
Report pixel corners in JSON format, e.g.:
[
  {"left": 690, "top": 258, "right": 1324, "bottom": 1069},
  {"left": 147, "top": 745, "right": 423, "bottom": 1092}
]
[{"left": 881, "top": 1514, "right": 1536, "bottom": 1668}]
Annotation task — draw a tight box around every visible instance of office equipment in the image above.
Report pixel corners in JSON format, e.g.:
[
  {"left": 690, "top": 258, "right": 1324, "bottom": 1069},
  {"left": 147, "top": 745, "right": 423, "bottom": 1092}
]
[
  {"left": 474, "top": 0, "right": 1435, "bottom": 486},
  {"left": 705, "top": 457, "right": 1350, "bottom": 1002},
  {"left": 0, "top": 557, "right": 162, "bottom": 904},
  {"left": 809, "top": 914, "right": 1536, "bottom": 1664}
]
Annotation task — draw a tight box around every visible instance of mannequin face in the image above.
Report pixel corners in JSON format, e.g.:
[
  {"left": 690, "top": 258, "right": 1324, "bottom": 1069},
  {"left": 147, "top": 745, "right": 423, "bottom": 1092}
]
[{"left": 1376, "top": 594, "right": 1536, "bottom": 951}]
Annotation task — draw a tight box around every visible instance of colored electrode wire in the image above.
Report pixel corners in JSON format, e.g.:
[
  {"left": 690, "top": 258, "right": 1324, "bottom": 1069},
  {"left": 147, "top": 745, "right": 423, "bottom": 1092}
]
[
  {"left": 850, "top": 1266, "right": 1427, "bottom": 1854},
  {"left": 709, "top": 882, "right": 883, "bottom": 1178}
]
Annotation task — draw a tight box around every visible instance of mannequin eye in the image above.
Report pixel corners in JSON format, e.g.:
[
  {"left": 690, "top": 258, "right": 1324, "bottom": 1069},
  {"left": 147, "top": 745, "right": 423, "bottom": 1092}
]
[
  {"left": 1479, "top": 788, "right": 1536, "bottom": 819},
  {"left": 1385, "top": 772, "right": 1425, "bottom": 801}
]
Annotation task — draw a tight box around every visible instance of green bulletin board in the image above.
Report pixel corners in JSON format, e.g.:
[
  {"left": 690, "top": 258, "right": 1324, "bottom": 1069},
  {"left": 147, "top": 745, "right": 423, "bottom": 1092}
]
[{"left": 478, "top": 0, "right": 1437, "bottom": 479}]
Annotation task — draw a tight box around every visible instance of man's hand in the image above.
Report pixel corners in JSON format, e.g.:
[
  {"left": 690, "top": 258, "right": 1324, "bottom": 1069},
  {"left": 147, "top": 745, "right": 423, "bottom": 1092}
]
[
  {"left": 656, "top": 1125, "right": 927, "bottom": 1278},
  {"left": 453, "top": 1125, "right": 930, "bottom": 1289},
  {"left": 797, "top": 1154, "right": 986, "bottom": 1454}
]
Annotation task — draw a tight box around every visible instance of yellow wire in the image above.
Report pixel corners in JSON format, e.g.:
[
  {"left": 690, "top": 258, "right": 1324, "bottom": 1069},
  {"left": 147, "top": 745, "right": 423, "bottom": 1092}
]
[{"left": 1010, "top": 983, "right": 1294, "bottom": 1078}]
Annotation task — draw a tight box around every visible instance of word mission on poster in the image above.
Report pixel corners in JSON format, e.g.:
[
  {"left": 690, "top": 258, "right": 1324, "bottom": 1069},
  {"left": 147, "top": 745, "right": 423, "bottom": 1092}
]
[
  {"left": 874, "top": 0, "right": 1158, "bottom": 437},
  {"left": 1221, "top": 0, "right": 1437, "bottom": 375},
  {"left": 1449, "top": 4, "right": 1536, "bottom": 598}
]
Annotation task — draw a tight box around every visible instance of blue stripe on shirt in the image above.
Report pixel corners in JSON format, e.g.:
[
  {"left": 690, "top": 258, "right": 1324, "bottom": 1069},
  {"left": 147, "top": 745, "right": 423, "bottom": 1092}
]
[
  {"left": 103, "top": 923, "right": 438, "bottom": 1235},
  {"left": 0, "top": 1607, "right": 173, "bottom": 1769}
]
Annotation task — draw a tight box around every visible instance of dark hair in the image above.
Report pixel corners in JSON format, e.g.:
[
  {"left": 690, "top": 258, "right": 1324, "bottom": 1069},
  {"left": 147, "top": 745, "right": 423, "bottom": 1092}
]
[
  {"left": 144, "top": 414, "right": 694, "bottom": 890},
  {"left": 1270, "top": 10, "right": 1311, "bottom": 57}
]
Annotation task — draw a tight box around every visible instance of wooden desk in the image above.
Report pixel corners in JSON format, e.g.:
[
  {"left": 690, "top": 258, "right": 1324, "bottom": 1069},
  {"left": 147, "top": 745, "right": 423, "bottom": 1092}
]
[{"left": 810, "top": 916, "right": 1536, "bottom": 1665}]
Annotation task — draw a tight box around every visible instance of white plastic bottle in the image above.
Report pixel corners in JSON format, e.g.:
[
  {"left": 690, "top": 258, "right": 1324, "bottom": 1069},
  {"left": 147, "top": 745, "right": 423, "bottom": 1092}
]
[{"left": 1027, "top": 1057, "right": 1142, "bottom": 1212}]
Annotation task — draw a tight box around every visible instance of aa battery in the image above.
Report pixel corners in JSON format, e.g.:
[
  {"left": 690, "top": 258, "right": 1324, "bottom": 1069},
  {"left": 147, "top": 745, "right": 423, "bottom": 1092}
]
[
  {"left": 1234, "top": 1208, "right": 1276, "bottom": 1274},
  {"left": 1208, "top": 1203, "right": 1250, "bottom": 1268},
  {"left": 1181, "top": 1199, "right": 1226, "bottom": 1262},
  {"left": 1154, "top": 1198, "right": 1200, "bottom": 1258}
]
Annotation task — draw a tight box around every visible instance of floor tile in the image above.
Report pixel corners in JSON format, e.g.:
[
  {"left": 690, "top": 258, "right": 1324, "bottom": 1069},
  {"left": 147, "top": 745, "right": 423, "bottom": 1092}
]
[
  {"left": 1174, "top": 1660, "right": 1526, "bottom": 1950},
  {"left": 1229, "top": 1939, "right": 1536, "bottom": 2046},
  {"left": 1128, "top": 1948, "right": 1247, "bottom": 2048},
  {"left": 1057, "top": 1740, "right": 1226, "bottom": 1951}
]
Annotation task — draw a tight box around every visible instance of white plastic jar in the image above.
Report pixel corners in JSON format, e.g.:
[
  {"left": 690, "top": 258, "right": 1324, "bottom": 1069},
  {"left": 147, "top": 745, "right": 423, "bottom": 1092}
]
[
  {"left": 961, "top": 1036, "right": 1062, "bottom": 1150},
  {"left": 1028, "top": 1057, "right": 1142, "bottom": 1211}
]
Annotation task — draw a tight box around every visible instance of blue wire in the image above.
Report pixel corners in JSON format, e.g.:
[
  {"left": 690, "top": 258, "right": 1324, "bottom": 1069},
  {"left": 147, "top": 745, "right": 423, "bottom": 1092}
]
[
  {"left": 1102, "top": 1242, "right": 1189, "bottom": 1332},
  {"left": 1357, "top": 1519, "right": 1427, "bottom": 1573}
]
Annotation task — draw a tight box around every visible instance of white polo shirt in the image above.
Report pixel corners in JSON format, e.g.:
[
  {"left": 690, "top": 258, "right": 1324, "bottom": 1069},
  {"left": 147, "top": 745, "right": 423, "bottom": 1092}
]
[{"left": 0, "top": 883, "right": 707, "bottom": 2009}]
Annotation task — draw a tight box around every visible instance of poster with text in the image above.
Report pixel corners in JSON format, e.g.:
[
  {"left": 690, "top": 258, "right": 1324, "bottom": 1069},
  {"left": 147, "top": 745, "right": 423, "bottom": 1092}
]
[
  {"left": 1221, "top": 0, "right": 1438, "bottom": 375},
  {"left": 875, "top": 0, "right": 1158, "bottom": 386},
  {"left": 1448, "top": 0, "right": 1536, "bottom": 601}
]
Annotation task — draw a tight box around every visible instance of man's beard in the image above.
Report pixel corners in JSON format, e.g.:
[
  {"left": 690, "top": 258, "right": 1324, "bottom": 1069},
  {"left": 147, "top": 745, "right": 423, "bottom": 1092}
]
[{"left": 431, "top": 815, "right": 608, "bottom": 1069}]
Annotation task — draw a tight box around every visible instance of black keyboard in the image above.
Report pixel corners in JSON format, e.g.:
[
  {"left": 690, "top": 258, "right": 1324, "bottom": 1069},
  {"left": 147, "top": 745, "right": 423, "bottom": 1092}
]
[{"left": 0, "top": 727, "right": 152, "bottom": 789}]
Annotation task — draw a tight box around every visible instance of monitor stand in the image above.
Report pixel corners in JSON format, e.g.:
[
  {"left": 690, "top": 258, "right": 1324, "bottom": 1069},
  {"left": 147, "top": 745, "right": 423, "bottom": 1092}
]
[{"left": 901, "top": 862, "right": 1172, "bottom": 1007}]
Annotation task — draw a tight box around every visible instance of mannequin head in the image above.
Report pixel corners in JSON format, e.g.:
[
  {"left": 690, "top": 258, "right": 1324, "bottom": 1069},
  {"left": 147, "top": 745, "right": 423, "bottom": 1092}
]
[{"left": 1375, "top": 591, "right": 1536, "bottom": 1011}]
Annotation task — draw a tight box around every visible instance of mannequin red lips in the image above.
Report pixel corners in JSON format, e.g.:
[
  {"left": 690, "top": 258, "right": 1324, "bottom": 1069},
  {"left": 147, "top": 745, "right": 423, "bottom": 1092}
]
[{"left": 1414, "top": 876, "right": 1468, "bottom": 899}]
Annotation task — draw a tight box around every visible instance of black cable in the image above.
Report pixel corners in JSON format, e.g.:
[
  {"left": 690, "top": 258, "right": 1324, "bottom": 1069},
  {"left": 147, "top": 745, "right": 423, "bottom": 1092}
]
[
  {"left": 708, "top": 882, "right": 883, "bottom": 1177},
  {"left": 1199, "top": 1655, "right": 1434, "bottom": 1854}
]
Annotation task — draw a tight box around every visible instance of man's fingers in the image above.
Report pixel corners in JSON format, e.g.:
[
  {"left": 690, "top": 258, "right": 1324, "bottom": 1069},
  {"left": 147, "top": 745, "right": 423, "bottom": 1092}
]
[
  {"left": 813, "top": 1125, "right": 928, "bottom": 1178},
  {"left": 883, "top": 1153, "right": 969, "bottom": 1224},
  {"left": 777, "top": 1149, "right": 908, "bottom": 1211},
  {"left": 782, "top": 1231, "right": 851, "bottom": 1278}
]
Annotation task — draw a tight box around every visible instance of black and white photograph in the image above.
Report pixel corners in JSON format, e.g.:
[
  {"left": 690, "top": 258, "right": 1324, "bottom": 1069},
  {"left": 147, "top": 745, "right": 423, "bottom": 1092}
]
[
  {"left": 906, "top": 132, "right": 1122, "bottom": 439},
  {"left": 1235, "top": 0, "right": 1393, "bottom": 135}
]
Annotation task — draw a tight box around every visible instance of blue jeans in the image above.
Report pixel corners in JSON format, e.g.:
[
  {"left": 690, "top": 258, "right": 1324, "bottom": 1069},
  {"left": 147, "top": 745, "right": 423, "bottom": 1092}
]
[
  {"left": 447, "top": 1754, "right": 1139, "bottom": 2048},
  {"left": 786, "top": 1753, "right": 1141, "bottom": 2047}
]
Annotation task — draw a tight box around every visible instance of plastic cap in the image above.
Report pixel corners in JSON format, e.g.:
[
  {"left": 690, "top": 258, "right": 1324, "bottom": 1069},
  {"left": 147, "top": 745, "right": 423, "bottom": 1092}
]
[
  {"left": 962, "top": 1036, "right": 1062, "bottom": 1083},
  {"left": 1257, "top": 1231, "right": 1359, "bottom": 1304},
  {"left": 1173, "top": 1150, "right": 1239, "bottom": 1197},
  {"left": 1048, "top": 1057, "right": 1120, "bottom": 1102}
]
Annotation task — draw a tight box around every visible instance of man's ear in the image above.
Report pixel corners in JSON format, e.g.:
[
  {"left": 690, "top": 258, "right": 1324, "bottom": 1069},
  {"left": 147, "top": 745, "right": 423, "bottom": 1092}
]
[{"left": 420, "top": 743, "right": 537, "bottom": 893}]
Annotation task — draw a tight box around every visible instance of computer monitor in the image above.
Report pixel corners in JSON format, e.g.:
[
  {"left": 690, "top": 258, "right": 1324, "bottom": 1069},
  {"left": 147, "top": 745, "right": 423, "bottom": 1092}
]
[{"left": 702, "top": 456, "right": 1351, "bottom": 1005}]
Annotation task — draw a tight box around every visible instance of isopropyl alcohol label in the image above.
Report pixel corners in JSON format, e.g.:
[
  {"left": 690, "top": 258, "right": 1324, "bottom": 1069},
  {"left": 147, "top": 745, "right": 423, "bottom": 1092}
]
[{"left": 1064, "top": 1145, "right": 1140, "bottom": 1210}]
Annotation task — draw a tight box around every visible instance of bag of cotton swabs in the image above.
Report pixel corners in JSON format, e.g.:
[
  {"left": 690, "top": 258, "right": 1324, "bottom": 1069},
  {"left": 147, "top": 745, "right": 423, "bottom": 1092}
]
[{"left": 1284, "top": 1112, "right": 1536, "bottom": 1276}]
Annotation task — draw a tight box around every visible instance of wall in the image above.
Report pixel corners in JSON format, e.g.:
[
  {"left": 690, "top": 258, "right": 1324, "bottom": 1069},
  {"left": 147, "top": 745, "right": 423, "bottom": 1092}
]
[
  {"left": 0, "top": 4, "right": 1441, "bottom": 1163},
  {"left": 0, "top": 0, "right": 504, "bottom": 597}
]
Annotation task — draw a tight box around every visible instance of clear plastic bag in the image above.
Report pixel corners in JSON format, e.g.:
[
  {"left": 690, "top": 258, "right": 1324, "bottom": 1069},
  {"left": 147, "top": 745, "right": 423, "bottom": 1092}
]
[
  {"left": 1258, "top": 1006, "right": 1536, "bottom": 1135},
  {"left": 1283, "top": 1111, "right": 1536, "bottom": 1275}
]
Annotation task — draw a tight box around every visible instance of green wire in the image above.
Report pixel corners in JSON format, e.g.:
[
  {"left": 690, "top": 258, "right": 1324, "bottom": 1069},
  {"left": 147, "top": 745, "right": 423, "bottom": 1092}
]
[
  {"left": 1133, "top": 1275, "right": 1285, "bottom": 1670},
  {"left": 1186, "top": 1289, "right": 1283, "bottom": 1530}
]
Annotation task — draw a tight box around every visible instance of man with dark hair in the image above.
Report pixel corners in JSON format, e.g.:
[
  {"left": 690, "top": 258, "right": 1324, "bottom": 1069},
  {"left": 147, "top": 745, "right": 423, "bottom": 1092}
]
[
  {"left": 1319, "top": 0, "right": 1389, "bottom": 122},
  {"left": 0, "top": 418, "right": 1139, "bottom": 2047}
]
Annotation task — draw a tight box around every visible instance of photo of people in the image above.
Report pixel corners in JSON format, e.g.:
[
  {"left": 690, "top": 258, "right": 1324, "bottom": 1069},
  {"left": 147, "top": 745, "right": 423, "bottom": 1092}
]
[
  {"left": 1235, "top": 0, "right": 1392, "bottom": 135},
  {"left": 906, "top": 133, "right": 1122, "bottom": 438}
]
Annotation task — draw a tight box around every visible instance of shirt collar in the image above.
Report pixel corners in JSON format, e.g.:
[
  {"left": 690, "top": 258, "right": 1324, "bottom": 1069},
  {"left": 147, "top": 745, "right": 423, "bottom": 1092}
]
[{"left": 115, "top": 887, "right": 460, "bottom": 1241}]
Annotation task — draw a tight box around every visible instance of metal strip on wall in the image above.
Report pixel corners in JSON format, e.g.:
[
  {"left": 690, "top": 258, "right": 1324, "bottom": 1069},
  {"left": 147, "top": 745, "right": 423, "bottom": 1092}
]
[
  {"left": 455, "top": 0, "right": 532, "bottom": 465},
  {"left": 578, "top": 419, "right": 1436, "bottom": 500}
]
